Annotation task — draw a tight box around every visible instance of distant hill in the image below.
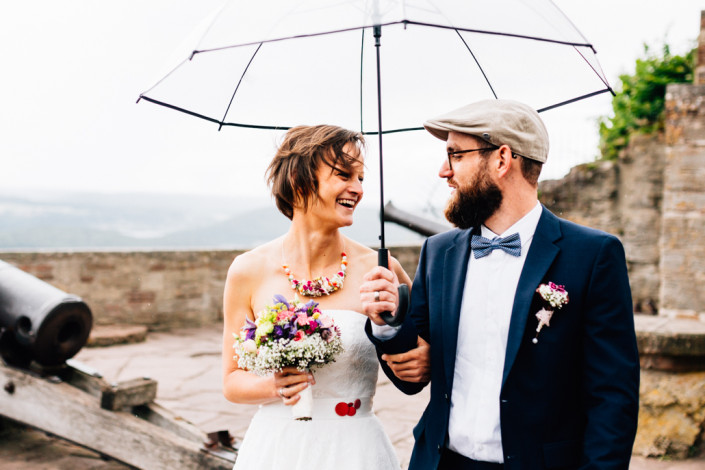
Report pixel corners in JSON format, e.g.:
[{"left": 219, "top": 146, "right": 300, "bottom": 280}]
[{"left": 0, "top": 190, "right": 436, "bottom": 251}]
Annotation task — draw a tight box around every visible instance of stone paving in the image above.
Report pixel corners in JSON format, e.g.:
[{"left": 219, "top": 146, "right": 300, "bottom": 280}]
[{"left": 1, "top": 325, "right": 703, "bottom": 469}]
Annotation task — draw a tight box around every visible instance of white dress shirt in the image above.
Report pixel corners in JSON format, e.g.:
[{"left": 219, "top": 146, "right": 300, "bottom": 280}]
[{"left": 448, "top": 202, "right": 542, "bottom": 462}]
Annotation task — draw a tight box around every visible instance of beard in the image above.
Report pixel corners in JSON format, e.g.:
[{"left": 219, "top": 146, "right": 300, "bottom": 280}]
[{"left": 444, "top": 165, "right": 503, "bottom": 230}]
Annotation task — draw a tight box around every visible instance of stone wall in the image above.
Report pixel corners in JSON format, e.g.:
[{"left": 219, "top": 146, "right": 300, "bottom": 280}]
[
  {"left": 0, "top": 246, "right": 422, "bottom": 330},
  {"left": 0, "top": 250, "right": 238, "bottom": 330},
  {"left": 660, "top": 84, "right": 705, "bottom": 320},
  {"left": 539, "top": 160, "right": 619, "bottom": 232},
  {"left": 539, "top": 132, "right": 666, "bottom": 314},
  {"left": 618, "top": 134, "right": 666, "bottom": 315},
  {"left": 540, "top": 78, "right": 705, "bottom": 459}
]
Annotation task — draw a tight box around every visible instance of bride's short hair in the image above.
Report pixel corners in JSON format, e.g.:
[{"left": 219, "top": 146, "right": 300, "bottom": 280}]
[{"left": 267, "top": 125, "right": 365, "bottom": 220}]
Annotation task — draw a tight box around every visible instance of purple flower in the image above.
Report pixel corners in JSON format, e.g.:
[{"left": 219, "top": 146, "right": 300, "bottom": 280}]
[
  {"left": 273, "top": 294, "right": 290, "bottom": 309},
  {"left": 243, "top": 318, "right": 257, "bottom": 341},
  {"left": 304, "top": 300, "right": 318, "bottom": 313},
  {"left": 273, "top": 325, "right": 286, "bottom": 338}
]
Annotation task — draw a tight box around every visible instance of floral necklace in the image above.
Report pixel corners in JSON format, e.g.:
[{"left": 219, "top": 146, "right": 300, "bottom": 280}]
[{"left": 282, "top": 247, "right": 348, "bottom": 297}]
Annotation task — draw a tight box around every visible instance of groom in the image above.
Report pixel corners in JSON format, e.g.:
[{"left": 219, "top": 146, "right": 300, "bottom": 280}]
[{"left": 361, "top": 99, "right": 640, "bottom": 469}]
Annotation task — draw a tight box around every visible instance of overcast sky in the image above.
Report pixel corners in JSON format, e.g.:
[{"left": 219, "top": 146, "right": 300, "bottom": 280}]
[{"left": 1, "top": 0, "right": 703, "bottom": 213}]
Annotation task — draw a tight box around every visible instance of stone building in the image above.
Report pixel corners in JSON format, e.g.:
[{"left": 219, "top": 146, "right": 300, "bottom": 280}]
[{"left": 538, "top": 12, "right": 705, "bottom": 458}]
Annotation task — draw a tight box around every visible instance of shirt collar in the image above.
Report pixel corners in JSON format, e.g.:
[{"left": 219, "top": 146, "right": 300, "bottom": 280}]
[{"left": 480, "top": 201, "right": 542, "bottom": 247}]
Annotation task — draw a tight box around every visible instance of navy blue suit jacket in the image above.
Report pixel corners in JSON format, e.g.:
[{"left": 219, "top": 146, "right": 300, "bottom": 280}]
[{"left": 367, "top": 208, "right": 639, "bottom": 469}]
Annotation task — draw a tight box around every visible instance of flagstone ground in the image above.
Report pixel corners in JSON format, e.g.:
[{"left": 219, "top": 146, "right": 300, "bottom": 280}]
[{"left": 1, "top": 326, "right": 703, "bottom": 469}]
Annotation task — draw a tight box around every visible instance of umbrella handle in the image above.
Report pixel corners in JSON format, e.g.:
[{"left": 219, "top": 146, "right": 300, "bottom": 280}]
[{"left": 377, "top": 248, "right": 409, "bottom": 327}]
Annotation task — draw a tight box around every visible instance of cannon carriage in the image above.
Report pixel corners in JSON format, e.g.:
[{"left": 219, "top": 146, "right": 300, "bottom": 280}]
[{"left": 0, "top": 260, "right": 236, "bottom": 469}]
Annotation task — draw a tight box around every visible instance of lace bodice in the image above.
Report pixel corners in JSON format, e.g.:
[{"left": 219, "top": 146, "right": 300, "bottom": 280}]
[{"left": 309, "top": 309, "right": 379, "bottom": 399}]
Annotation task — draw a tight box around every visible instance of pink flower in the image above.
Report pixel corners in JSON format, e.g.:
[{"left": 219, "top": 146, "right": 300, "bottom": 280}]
[
  {"left": 276, "top": 311, "right": 293, "bottom": 322},
  {"left": 548, "top": 281, "right": 566, "bottom": 293},
  {"left": 318, "top": 315, "right": 333, "bottom": 329},
  {"left": 296, "top": 313, "right": 309, "bottom": 326},
  {"left": 294, "top": 330, "right": 305, "bottom": 341}
]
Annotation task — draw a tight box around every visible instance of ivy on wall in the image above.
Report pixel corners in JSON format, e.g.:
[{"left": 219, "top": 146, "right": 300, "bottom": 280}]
[{"left": 598, "top": 44, "right": 695, "bottom": 161}]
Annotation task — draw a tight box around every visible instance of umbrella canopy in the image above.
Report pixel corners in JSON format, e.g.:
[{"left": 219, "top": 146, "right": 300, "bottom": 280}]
[
  {"left": 139, "top": 0, "right": 612, "bottom": 134},
  {"left": 138, "top": 0, "right": 613, "bottom": 325}
]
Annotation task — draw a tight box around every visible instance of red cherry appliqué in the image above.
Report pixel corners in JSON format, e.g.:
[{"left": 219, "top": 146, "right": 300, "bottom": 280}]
[
  {"left": 335, "top": 399, "right": 361, "bottom": 417},
  {"left": 335, "top": 402, "right": 348, "bottom": 416}
]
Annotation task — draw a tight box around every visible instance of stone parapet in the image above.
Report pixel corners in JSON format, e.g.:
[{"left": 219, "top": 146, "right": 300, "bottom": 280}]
[
  {"left": 0, "top": 247, "right": 422, "bottom": 330},
  {"left": 0, "top": 250, "right": 242, "bottom": 330},
  {"left": 636, "top": 315, "right": 705, "bottom": 372}
]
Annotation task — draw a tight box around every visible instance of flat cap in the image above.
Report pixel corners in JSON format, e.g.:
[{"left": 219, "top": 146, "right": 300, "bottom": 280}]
[{"left": 423, "top": 99, "right": 549, "bottom": 163}]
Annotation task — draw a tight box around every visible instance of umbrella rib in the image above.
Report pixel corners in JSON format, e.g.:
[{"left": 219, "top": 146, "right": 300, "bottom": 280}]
[
  {"left": 137, "top": 96, "right": 222, "bottom": 125},
  {"left": 536, "top": 89, "right": 612, "bottom": 113},
  {"left": 404, "top": 21, "right": 594, "bottom": 48},
  {"left": 137, "top": 58, "right": 190, "bottom": 99},
  {"left": 363, "top": 127, "right": 424, "bottom": 135},
  {"left": 139, "top": 96, "right": 293, "bottom": 131},
  {"left": 550, "top": 3, "right": 595, "bottom": 53},
  {"left": 570, "top": 45, "right": 615, "bottom": 95},
  {"left": 218, "top": 42, "right": 264, "bottom": 131},
  {"left": 454, "top": 29, "right": 497, "bottom": 100},
  {"left": 189, "top": 20, "right": 594, "bottom": 56}
]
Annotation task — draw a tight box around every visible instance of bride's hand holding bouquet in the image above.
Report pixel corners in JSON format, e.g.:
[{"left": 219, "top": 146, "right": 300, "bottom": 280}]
[{"left": 233, "top": 294, "right": 344, "bottom": 420}]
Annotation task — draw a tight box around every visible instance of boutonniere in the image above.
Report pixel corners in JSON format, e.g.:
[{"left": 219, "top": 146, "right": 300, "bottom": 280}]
[{"left": 532, "top": 282, "right": 569, "bottom": 344}]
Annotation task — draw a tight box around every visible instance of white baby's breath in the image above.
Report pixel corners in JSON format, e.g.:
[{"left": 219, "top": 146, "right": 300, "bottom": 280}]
[{"left": 235, "top": 330, "right": 344, "bottom": 376}]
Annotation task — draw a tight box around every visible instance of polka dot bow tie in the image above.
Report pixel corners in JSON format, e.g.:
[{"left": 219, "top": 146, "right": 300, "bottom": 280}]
[{"left": 471, "top": 233, "right": 522, "bottom": 258}]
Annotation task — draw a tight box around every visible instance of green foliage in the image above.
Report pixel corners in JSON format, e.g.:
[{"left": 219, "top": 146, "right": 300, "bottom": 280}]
[{"left": 598, "top": 44, "right": 695, "bottom": 161}]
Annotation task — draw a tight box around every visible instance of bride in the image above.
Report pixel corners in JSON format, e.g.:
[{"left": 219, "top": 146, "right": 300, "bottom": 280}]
[{"left": 222, "top": 124, "right": 428, "bottom": 469}]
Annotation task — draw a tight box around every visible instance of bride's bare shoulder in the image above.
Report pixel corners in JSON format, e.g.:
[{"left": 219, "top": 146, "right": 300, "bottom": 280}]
[
  {"left": 344, "top": 237, "right": 374, "bottom": 255},
  {"left": 227, "top": 238, "right": 281, "bottom": 281},
  {"left": 343, "top": 237, "right": 378, "bottom": 269}
]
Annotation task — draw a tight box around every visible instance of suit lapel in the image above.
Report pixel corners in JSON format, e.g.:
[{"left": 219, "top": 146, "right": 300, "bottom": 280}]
[
  {"left": 442, "top": 229, "right": 473, "bottom": 392},
  {"left": 502, "top": 208, "right": 562, "bottom": 387}
]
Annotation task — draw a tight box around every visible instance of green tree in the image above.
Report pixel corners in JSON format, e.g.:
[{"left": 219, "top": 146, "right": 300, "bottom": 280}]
[{"left": 599, "top": 44, "right": 695, "bottom": 161}]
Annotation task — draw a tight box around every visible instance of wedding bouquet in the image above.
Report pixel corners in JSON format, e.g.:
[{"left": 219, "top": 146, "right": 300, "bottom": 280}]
[{"left": 233, "top": 294, "right": 344, "bottom": 419}]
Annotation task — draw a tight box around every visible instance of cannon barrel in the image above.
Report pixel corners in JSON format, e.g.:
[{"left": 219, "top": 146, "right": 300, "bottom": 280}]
[
  {"left": 383, "top": 201, "right": 449, "bottom": 237},
  {"left": 0, "top": 260, "right": 92, "bottom": 367}
]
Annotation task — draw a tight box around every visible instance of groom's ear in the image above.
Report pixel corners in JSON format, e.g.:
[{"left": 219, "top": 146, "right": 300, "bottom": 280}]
[{"left": 494, "top": 144, "right": 513, "bottom": 179}]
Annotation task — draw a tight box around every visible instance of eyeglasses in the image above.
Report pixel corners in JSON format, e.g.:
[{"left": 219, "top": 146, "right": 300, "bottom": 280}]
[{"left": 446, "top": 146, "right": 498, "bottom": 169}]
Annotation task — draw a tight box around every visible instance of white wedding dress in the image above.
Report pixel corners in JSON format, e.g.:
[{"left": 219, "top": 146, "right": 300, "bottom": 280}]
[{"left": 232, "top": 309, "right": 400, "bottom": 470}]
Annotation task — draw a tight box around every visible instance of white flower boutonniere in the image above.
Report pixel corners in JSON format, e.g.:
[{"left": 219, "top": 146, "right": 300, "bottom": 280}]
[{"left": 532, "top": 282, "right": 569, "bottom": 344}]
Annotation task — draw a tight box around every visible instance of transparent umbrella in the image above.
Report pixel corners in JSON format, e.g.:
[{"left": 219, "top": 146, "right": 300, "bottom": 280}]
[{"left": 138, "top": 0, "right": 613, "bottom": 324}]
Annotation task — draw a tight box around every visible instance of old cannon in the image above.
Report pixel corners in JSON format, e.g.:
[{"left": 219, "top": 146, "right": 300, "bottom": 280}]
[
  {"left": 0, "top": 260, "right": 236, "bottom": 469},
  {"left": 0, "top": 260, "right": 92, "bottom": 367}
]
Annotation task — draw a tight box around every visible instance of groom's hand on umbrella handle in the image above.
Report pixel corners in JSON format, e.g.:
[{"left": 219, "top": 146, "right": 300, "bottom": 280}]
[
  {"left": 382, "top": 336, "right": 430, "bottom": 383},
  {"left": 360, "top": 266, "right": 400, "bottom": 326},
  {"left": 377, "top": 248, "right": 408, "bottom": 327}
]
